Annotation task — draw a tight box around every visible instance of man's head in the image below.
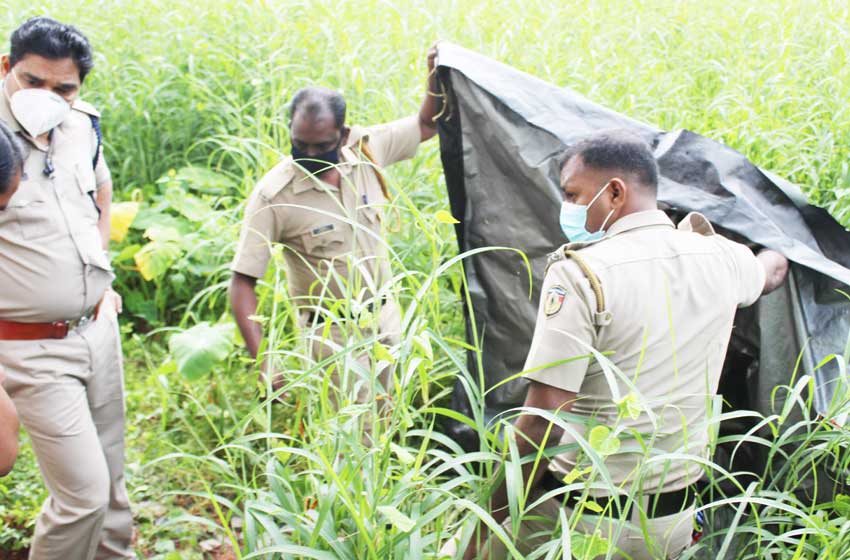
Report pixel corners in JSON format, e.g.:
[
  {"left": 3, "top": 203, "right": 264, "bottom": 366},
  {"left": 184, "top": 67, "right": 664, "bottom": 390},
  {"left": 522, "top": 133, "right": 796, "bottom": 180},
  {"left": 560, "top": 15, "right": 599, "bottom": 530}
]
[
  {"left": 1, "top": 17, "right": 94, "bottom": 103},
  {"left": 0, "top": 121, "right": 23, "bottom": 210},
  {"left": 558, "top": 131, "right": 659, "bottom": 239},
  {"left": 288, "top": 86, "right": 348, "bottom": 175}
]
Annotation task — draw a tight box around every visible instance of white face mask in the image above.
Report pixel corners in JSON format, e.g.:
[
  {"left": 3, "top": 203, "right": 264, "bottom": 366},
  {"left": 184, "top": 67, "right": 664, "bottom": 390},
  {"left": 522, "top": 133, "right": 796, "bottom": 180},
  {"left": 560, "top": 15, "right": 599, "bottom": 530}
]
[{"left": 5, "top": 71, "right": 71, "bottom": 138}]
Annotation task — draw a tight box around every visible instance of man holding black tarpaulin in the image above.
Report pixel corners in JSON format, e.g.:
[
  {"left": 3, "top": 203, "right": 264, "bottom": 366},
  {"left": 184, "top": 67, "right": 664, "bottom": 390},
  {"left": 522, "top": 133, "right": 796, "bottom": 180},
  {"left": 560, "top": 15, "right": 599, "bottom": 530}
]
[
  {"left": 229, "top": 45, "right": 440, "bottom": 412},
  {"left": 453, "top": 132, "right": 789, "bottom": 559}
]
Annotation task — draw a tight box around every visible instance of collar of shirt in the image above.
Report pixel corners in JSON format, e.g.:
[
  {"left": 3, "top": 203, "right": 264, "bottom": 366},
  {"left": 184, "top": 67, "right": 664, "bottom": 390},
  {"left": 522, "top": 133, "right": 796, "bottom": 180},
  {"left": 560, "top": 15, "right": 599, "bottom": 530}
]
[
  {"left": 604, "top": 209, "right": 674, "bottom": 238},
  {"left": 0, "top": 89, "right": 20, "bottom": 134}
]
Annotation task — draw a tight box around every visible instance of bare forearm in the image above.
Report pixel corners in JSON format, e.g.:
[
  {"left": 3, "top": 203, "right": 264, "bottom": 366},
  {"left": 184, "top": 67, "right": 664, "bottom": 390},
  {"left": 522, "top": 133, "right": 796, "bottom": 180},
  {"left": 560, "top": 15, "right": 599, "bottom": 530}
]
[
  {"left": 0, "top": 387, "right": 19, "bottom": 476},
  {"left": 758, "top": 249, "right": 789, "bottom": 294},
  {"left": 96, "top": 181, "right": 113, "bottom": 250},
  {"left": 463, "top": 415, "right": 562, "bottom": 560},
  {"left": 230, "top": 273, "right": 262, "bottom": 358},
  {"left": 419, "top": 45, "right": 440, "bottom": 142},
  {"left": 490, "top": 415, "right": 561, "bottom": 523}
]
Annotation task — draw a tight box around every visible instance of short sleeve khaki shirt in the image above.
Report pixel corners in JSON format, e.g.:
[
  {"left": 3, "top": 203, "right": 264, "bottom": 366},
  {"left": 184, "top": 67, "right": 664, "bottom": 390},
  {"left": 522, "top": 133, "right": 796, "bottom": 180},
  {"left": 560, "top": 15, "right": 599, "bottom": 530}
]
[
  {"left": 524, "top": 210, "right": 765, "bottom": 494},
  {"left": 231, "top": 115, "right": 421, "bottom": 307},
  {"left": 0, "top": 93, "right": 114, "bottom": 322}
]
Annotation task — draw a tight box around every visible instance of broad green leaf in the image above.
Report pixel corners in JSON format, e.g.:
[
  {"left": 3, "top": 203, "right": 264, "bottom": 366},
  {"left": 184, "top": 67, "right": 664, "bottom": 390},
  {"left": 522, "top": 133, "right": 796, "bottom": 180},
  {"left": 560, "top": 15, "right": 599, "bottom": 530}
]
[
  {"left": 144, "top": 225, "right": 182, "bottom": 243},
  {"left": 571, "top": 531, "right": 610, "bottom": 559},
  {"left": 578, "top": 499, "right": 603, "bottom": 513},
  {"left": 358, "top": 309, "right": 374, "bottom": 329},
  {"left": 435, "top": 210, "right": 460, "bottom": 224},
  {"left": 165, "top": 186, "right": 214, "bottom": 222},
  {"left": 168, "top": 322, "right": 235, "bottom": 381},
  {"left": 834, "top": 494, "right": 850, "bottom": 517},
  {"left": 374, "top": 341, "right": 395, "bottom": 364},
  {"left": 588, "top": 425, "right": 620, "bottom": 456},
  {"left": 563, "top": 466, "right": 592, "bottom": 484},
  {"left": 174, "top": 165, "right": 238, "bottom": 195},
  {"left": 377, "top": 505, "right": 415, "bottom": 533},
  {"left": 110, "top": 201, "right": 140, "bottom": 242},
  {"left": 616, "top": 393, "right": 642, "bottom": 420},
  {"left": 134, "top": 241, "right": 182, "bottom": 281},
  {"left": 114, "top": 243, "right": 142, "bottom": 263}
]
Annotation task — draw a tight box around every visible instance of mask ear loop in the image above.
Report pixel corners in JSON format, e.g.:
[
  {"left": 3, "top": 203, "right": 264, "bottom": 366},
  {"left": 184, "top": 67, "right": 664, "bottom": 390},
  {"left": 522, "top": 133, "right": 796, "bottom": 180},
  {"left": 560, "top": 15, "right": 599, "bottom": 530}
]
[
  {"left": 588, "top": 181, "right": 614, "bottom": 234},
  {"left": 596, "top": 208, "right": 615, "bottom": 234}
]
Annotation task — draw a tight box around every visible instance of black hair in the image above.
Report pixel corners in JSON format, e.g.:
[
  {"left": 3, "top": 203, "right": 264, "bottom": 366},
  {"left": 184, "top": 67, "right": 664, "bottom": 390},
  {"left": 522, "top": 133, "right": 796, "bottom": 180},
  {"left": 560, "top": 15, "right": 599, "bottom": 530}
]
[
  {"left": 0, "top": 121, "right": 23, "bottom": 195},
  {"left": 289, "top": 86, "right": 346, "bottom": 129},
  {"left": 561, "top": 130, "right": 659, "bottom": 192},
  {"left": 9, "top": 16, "right": 94, "bottom": 81}
]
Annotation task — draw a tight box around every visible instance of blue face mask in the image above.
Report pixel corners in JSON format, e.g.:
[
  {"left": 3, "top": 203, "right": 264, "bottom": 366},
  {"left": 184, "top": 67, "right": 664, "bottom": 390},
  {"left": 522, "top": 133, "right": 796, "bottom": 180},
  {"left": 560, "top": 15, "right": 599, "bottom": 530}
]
[{"left": 559, "top": 181, "right": 615, "bottom": 242}]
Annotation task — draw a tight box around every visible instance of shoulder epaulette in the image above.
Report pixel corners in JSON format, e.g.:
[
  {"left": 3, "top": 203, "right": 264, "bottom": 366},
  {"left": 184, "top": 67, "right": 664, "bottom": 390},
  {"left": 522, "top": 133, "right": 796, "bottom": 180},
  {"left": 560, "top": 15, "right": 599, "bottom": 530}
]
[
  {"left": 71, "top": 99, "right": 101, "bottom": 118},
  {"left": 546, "top": 246, "right": 612, "bottom": 327}
]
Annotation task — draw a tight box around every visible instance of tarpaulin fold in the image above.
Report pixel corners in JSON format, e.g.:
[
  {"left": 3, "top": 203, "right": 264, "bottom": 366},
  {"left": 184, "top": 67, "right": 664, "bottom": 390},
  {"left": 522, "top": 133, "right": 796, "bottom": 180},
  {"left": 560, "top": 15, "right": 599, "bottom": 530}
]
[{"left": 435, "top": 42, "right": 850, "bottom": 447}]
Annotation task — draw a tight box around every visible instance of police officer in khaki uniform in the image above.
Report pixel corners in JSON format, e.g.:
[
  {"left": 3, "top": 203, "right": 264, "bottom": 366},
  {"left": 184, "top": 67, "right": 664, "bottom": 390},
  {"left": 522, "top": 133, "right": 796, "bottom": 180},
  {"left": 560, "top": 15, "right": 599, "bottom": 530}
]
[
  {"left": 0, "top": 17, "right": 133, "bottom": 559},
  {"left": 458, "top": 132, "right": 789, "bottom": 559},
  {"left": 0, "top": 120, "right": 23, "bottom": 477},
  {"left": 230, "top": 46, "right": 440, "bottom": 405}
]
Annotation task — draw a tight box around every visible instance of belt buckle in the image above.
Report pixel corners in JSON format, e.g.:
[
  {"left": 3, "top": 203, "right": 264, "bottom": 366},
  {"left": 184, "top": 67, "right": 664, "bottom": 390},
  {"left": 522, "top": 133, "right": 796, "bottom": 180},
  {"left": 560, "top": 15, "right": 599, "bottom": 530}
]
[
  {"left": 65, "top": 313, "right": 93, "bottom": 335},
  {"left": 50, "top": 321, "right": 70, "bottom": 339}
]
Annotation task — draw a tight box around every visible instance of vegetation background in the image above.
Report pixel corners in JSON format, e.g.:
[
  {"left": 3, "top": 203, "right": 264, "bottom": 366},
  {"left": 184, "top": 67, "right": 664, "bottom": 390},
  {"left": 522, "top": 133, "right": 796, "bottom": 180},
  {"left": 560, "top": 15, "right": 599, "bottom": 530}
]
[{"left": 0, "top": 0, "right": 849, "bottom": 558}]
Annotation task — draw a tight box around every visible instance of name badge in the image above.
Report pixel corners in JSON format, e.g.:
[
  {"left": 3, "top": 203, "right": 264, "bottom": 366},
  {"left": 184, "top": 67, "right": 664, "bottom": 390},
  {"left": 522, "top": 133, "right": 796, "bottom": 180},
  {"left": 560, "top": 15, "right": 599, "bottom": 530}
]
[{"left": 311, "top": 224, "right": 336, "bottom": 237}]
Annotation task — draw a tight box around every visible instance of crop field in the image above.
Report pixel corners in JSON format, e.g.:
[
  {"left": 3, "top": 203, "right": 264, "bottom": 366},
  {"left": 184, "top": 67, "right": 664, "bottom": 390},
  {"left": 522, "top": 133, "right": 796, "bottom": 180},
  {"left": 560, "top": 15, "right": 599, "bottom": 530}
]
[{"left": 1, "top": 0, "right": 849, "bottom": 558}]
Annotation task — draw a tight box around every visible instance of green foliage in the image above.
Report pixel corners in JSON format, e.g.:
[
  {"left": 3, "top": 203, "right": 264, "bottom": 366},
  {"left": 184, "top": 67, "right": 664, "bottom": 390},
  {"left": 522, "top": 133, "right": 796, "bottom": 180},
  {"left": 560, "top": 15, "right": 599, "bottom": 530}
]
[
  {"left": 0, "top": 437, "right": 46, "bottom": 551},
  {"left": 168, "top": 322, "right": 237, "bottom": 381},
  {"left": 1, "top": 1, "right": 850, "bottom": 558}
]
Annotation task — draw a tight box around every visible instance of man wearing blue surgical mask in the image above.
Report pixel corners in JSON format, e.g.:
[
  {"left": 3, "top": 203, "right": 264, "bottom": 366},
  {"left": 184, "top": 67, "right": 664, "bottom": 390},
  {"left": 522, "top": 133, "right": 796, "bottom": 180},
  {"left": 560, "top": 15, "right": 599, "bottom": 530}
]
[
  {"left": 0, "top": 16, "right": 132, "bottom": 560},
  {"left": 458, "top": 131, "right": 790, "bottom": 560},
  {"left": 230, "top": 45, "right": 441, "bottom": 416}
]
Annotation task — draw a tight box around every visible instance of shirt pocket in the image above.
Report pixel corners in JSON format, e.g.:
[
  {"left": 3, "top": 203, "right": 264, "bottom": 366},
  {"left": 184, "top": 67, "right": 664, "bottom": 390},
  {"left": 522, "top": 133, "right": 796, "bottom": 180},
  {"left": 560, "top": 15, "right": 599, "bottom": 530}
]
[
  {"left": 9, "top": 187, "right": 54, "bottom": 240},
  {"left": 301, "top": 227, "right": 347, "bottom": 258},
  {"left": 71, "top": 163, "right": 100, "bottom": 228}
]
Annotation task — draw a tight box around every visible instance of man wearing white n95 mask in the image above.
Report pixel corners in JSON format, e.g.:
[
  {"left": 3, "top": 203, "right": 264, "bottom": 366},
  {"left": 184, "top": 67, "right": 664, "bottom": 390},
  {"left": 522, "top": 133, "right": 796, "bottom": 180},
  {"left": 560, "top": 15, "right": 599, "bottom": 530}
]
[{"left": 0, "top": 16, "right": 132, "bottom": 560}]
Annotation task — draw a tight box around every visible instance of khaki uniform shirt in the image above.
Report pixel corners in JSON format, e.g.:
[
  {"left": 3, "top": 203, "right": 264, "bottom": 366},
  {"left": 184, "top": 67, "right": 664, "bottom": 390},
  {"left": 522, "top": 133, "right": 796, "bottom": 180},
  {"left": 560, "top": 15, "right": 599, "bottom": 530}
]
[
  {"left": 524, "top": 210, "right": 765, "bottom": 495},
  {"left": 0, "top": 91, "right": 113, "bottom": 322},
  {"left": 231, "top": 115, "right": 420, "bottom": 308}
]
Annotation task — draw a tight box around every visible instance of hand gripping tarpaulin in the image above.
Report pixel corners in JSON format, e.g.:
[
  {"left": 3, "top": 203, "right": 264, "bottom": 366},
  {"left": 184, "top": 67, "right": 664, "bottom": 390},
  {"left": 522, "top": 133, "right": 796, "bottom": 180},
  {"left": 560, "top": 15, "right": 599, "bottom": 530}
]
[{"left": 434, "top": 42, "right": 850, "bottom": 447}]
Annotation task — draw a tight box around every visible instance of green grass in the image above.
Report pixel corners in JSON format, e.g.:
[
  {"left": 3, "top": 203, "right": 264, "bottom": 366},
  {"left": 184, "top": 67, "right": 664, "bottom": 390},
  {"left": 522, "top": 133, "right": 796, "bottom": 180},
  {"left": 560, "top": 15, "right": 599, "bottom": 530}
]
[{"left": 1, "top": 0, "right": 850, "bottom": 558}]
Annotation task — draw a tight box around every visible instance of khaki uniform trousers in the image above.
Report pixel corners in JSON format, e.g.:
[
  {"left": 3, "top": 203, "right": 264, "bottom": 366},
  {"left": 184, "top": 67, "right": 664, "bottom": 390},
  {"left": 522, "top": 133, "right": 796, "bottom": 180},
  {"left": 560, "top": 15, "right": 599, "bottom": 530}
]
[
  {"left": 482, "top": 489, "right": 694, "bottom": 560},
  {"left": 0, "top": 299, "right": 133, "bottom": 560},
  {"left": 297, "top": 300, "right": 401, "bottom": 432}
]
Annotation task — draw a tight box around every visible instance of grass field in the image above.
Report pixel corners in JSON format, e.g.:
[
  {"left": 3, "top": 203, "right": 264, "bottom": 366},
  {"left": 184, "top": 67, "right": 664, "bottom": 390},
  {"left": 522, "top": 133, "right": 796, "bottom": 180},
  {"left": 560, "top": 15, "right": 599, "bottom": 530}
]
[{"left": 1, "top": 0, "right": 849, "bottom": 558}]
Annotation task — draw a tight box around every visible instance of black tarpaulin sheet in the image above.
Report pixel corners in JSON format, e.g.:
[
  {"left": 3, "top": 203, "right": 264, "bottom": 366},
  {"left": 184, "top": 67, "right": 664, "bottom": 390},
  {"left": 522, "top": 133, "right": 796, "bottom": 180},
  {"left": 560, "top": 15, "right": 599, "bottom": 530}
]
[{"left": 435, "top": 42, "right": 850, "bottom": 442}]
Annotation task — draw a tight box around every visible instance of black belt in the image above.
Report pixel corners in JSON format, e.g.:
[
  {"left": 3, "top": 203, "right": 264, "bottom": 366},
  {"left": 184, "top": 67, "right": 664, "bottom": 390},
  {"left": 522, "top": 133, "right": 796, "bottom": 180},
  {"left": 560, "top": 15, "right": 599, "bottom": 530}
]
[
  {"left": 302, "top": 297, "right": 387, "bottom": 325},
  {"left": 540, "top": 471, "right": 696, "bottom": 518}
]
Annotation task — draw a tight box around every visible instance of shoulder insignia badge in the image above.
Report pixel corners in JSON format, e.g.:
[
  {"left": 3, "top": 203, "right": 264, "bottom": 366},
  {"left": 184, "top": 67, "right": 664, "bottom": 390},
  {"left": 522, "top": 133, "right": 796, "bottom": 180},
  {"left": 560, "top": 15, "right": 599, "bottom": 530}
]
[{"left": 544, "top": 285, "right": 568, "bottom": 316}]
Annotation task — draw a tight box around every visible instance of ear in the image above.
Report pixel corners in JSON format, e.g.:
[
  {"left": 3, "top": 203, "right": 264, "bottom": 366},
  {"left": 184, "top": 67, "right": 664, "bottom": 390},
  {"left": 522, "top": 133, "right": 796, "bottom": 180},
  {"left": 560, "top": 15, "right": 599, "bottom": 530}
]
[
  {"left": 608, "top": 177, "right": 628, "bottom": 208},
  {"left": 340, "top": 126, "right": 351, "bottom": 146},
  {"left": 0, "top": 54, "right": 10, "bottom": 78}
]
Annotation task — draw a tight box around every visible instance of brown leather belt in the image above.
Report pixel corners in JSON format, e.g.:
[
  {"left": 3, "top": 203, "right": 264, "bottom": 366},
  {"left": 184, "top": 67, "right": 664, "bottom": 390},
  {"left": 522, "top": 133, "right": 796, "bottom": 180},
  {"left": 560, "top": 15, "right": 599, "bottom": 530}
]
[{"left": 0, "top": 303, "right": 101, "bottom": 341}]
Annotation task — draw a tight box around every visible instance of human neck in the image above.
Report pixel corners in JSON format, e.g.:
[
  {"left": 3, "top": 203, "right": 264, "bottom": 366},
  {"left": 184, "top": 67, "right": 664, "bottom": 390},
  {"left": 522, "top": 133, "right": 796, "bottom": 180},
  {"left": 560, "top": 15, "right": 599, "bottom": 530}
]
[{"left": 319, "top": 167, "right": 341, "bottom": 187}]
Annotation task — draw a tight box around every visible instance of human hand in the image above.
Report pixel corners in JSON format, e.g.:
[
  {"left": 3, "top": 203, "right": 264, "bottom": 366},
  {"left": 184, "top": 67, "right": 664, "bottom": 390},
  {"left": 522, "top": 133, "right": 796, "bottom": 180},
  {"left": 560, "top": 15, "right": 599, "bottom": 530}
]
[
  {"left": 427, "top": 41, "right": 440, "bottom": 74},
  {"left": 105, "top": 287, "right": 123, "bottom": 314}
]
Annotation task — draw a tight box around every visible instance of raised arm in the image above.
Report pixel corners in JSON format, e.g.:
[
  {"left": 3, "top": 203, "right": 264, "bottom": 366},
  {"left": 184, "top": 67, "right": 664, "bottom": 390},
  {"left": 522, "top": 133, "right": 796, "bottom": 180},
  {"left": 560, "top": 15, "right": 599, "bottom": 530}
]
[{"left": 418, "top": 43, "right": 440, "bottom": 142}]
